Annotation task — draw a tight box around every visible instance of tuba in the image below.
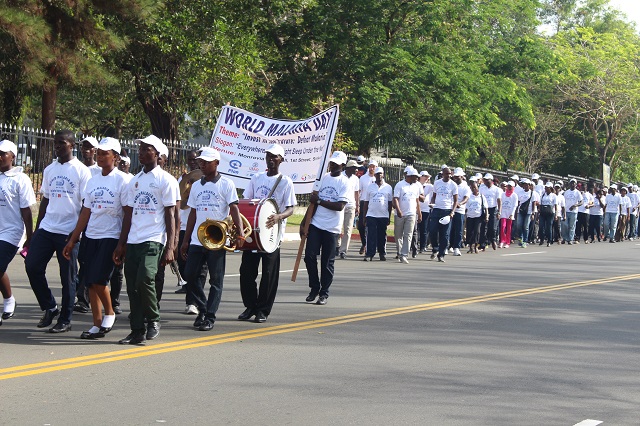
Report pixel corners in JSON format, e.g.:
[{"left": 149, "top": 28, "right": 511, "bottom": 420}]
[{"left": 197, "top": 214, "right": 252, "bottom": 251}]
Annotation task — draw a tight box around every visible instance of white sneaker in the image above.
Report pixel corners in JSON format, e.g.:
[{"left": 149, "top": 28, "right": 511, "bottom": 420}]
[
  {"left": 184, "top": 304, "right": 198, "bottom": 315},
  {"left": 448, "top": 248, "right": 454, "bottom": 254},
  {"left": 453, "top": 248, "right": 461, "bottom": 256},
  {"left": 401, "top": 256, "right": 409, "bottom": 264},
  {"left": 397, "top": 257, "right": 403, "bottom": 263}
]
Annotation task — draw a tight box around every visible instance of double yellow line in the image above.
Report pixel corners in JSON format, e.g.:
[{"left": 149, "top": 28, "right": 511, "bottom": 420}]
[{"left": 1, "top": 273, "right": 638, "bottom": 381}]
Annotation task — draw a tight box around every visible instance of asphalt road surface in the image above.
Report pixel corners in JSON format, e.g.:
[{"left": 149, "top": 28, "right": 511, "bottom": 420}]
[{"left": 1, "top": 240, "right": 639, "bottom": 425}]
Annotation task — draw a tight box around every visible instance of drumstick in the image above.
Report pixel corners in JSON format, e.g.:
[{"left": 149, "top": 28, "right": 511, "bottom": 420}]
[{"left": 291, "top": 203, "right": 317, "bottom": 282}]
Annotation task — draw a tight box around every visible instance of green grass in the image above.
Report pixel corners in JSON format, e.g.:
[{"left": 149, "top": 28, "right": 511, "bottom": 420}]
[{"left": 284, "top": 212, "right": 396, "bottom": 236}]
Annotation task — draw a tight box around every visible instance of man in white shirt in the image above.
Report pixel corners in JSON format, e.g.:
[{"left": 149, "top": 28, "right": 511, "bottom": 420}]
[
  {"left": 561, "top": 178, "right": 582, "bottom": 245},
  {"left": 113, "top": 135, "right": 179, "bottom": 345},
  {"left": 603, "top": 185, "right": 622, "bottom": 242},
  {"left": 554, "top": 182, "right": 565, "bottom": 243},
  {"left": 25, "top": 130, "right": 91, "bottom": 333},
  {"left": 338, "top": 160, "right": 360, "bottom": 259},
  {"left": 303, "top": 151, "right": 349, "bottom": 305},
  {"left": 361, "top": 167, "right": 393, "bottom": 261},
  {"left": 479, "top": 173, "right": 501, "bottom": 250},
  {"left": 576, "top": 183, "right": 593, "bottom": 243},
  {"left": 239, "top": 143, "right": 296, "bottom": 323},
  {"left": 417, "top": 171, "right": 433, "bottom": 253},
  {"left": 429, "top": 167, "right": 458, "bottom": 262},
  {"left": 393, "top": 167, "right": 423, "bottom": 264},
  {"left": 450, "top": 168, "right": 470, "bottom": 256},
  {"left": 0, "top": 140, "right": 36, "bottom": 325},
  {"left": 357, "top": 160, "right": 377, "bottom": 254},
  {"left": 629, "top": 185, "right": 639, "bottom": 240},
  {"left": 616, "top": 186, "right": 631, "bottom": 242}
]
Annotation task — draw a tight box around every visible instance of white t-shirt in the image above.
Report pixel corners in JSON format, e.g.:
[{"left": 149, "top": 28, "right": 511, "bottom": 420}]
[
  {"left": 589, "top": 195, "right": 605, "bottom": 216},
  {"left": 529, "top": 191, "right": 540, "bottom": 214},
  {"left": 605, "top": 193, "right": 622, "bottom": 214},
  {"left": 563, "top": 189, "right": 582, "bottom": 212},
  {"left": 188, "top": 175, "right": 239, "bottom": 246},
  {"left": 126, "top": 166, "right": 179, "bottom": 245},
  {"left": 556, "top": 194, "right": 565, "bottom": 218},
  {"left": 243, "top": 172, "right": 297, "bottom": 243},
  {"left": 342, "top": 173, "right": 360, "bottom": 209},
  {"left": 578, "top": 192, "right": 593, "bottom": 213},
  {"left": 0, "top": 167, "right": 36, "bottom": 246},
  {"left": 394, "top": 180, "right": 424, "bottom": 216},
  {"left": 534, "top": 182, "right": 545, "bottom": 196},
  {"left": 627, "top": 192, "right": 639, "bottom": 215},
  {"left": 432, "top": 179, "right": 458, "bottom": 210},
  {"left": 500, "top": 192, "right": 519, "bottom": 219},
  {"left": 480, "top": 185, "right": 501, "bottom": 208},
  {"left": 466, "top": 193, "right": 487, "bottom": 219},
  {"left": 40, "top": 158, "right": 92, "bottom": 235},
  {"left": 620, "top": 195, "right": 631, "bottom": 214},
  {"left": 455, "top": 182, "right": 470, "bottom": 214},
  {"left": 359, "top": 173, "right": 376, "bottom": 195},
  {"left": 88, "top": 163, "right": 102, "bottom": 177},
  {"left": 177, "top": 175, "right": 190, "bottom": 232},
  {"left": 82, "top": 168, "right": 129, "bottom": 239},
  {"left": 311, "top": 172, "right": 350, "bottom": 234},
  {"left": 420, "top": 183, "right": 433, "bottom": 212},
  {"left": 362, "top": 181, "right": 393, "bottom": 218},
  {"left": 540, "top": 192, "right": 557, "bottom": 213}
]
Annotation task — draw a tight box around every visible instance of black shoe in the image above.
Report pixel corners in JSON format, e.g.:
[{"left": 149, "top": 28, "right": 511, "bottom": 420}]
[
  {"left": 146, "top": 321, "right": 160, "bottom": 340},
  {"left": 99, "top": 317, "right": 117, "bottom": 335},
  {"left": 113, "top": 305, "right": 123, "bottom": 315},
  {"left": 49, "top": 322, "right": 72, "bottom": 333},
  {"left": 80, "top": 329, "right": 105, "bottom": 339},
  {"left": 254, "top": 312, "right": 267, "bottom": 323},
  {"left": 237, "top": 308, "right": 254, "bottom": 321},
  {"left": 380, "top": 255, "right": 386, "bottom": 261},
  {"left": 199, "top": 319, "right": 214, "bottom": 331},
  {"left": 119, "top": 331, "right": 146, "bottom": 345},
  {"left": 37, "top": 308, "right": 59, "bottom": 328},
  {"left": 193, "top": 313, "right": 206, "bottom": 327},
  {"left": 174, "top": 286, "right": 187, "bottom": 294},
  {"left": 2, "top": 302, "right": 15, "bottom": 320},
  {"left": 73, "top": 303, "right": 90, "bottom": 313},
  {"left": 305, "top": 293, "right": 318, "bottom": 303},
  {"left": 317, "top": 296, "right": 328, "bottom": 305}
]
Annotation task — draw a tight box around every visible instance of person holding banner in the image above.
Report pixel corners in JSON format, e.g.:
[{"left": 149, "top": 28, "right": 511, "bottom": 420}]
[
  {"left": 302, "top": 151, "right": 349, "bottom": 306},
  {"left": 238, "top": 144, "right": 296, "bottom": 323}
]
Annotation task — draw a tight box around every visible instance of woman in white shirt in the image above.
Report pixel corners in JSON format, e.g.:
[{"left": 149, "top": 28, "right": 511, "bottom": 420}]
[
  {"left": 539, "top": 183, "right": 557, "bottom": 246},
  {"left": 498, "top": 181, "right": 518, "bottom": 248},
  {"left": 604, "top": 185, "right": 622, "bottom": 242},
  {"left": 588, "top": 188, "right": 605, "bottom": 242},
  {"left": 465, "top": 178, "right": 487, "bottom": 253}
]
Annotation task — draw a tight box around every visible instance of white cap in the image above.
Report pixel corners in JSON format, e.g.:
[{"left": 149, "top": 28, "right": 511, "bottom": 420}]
[
  {"left": 531, "top": 173, "right": 540, "bottom": 180},
  {"left": 469, "top": 176, "right": 478, "bottom": 182},
  {"left": 98, "top": 137, "right": 121, "bottom": 154},
  {"left": 406, "top": 167, "right": 419, "bottom": 177},
  {"left": 374, "top": 167, "right": 384, "bottom": 174},
  {"left": 610, "top": 184, "right": 618, "bottom": 190},
  {"left": 158, "top": 143, "right": 169, "bottom": 158},
  {"left": 569, "top": 178, "right": 577, "bottom": 184},
  {"left": 507, "top": 180, "right": 515, "bottom": 187},
  {"left": 511, "top": 174, "right": 519, "bottom": 180},
  {"left": 441, "top": 164, "right": 448, "bottom": 170},
  {"left": 438, "top": 216, "right": 451, "bottom": 225},
  {"left": 346, "top": 160, "right": 359, "bottom": 168},
  {"left": 633, "top": 185, "right": 638, "bottom": 191},
  {"left": 329, "top": 151, "right": 347, "bottom": 165},
  {"left": 484, "top": 173, "right": 493, "bottom": 180},
  {"left": 420, "top": 170, "right": 431, "bottom": 177},
  {"left": 135, "top": 135, "right": 165, "bottom": 154},
  {"left": 368, "top": 160, "right": 378, "bottom": 167},
  {"left": 265, "top": 143, "right": 285, "bottom": 158},
  {"left": 453, "top": 167, "right": 465, "bottom": 177},
  {"left": 356, "top": 155, "right": 365, "bottom": 162},
  {"left": 520, "top": 178, "right": 531, "bottom": 184},
  {"left": 0, "top": 139, "right": 17, "bottom": 155},
  {"left": 80, "top": 136, "right": 99, "bottom": 147},
  {"left": 120, "top": 156, "right": 131, "bottom": 165},
  {"left": 556, "top": 180, "right": 563, "bottom": 186},
  {"left": 404, "top": 165, "right": 413, "bottom": 173},
  {"left": 474, "top": 172, "right": 483, "bottom": 179},
  {"left": 554, "top": 182, "right": 561, "bottom": 188},
  {"left": 545, "top": 182, "right": 553, "bottom": 188},
  {"left": 620, "top": 186, "right": 628, "bottom": 192},
  {"left": 196, "top": 147, "right": 221, "bottom": 162}
]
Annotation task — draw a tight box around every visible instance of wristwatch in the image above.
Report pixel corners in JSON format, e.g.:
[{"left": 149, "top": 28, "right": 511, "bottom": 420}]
[{"left": 316, "top": 199, "right": 322, "bottom": 205}]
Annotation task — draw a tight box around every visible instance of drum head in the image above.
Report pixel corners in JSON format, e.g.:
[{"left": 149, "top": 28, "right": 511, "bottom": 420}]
[{"left": 256, "top": 199, "right": 281, "bottom": 253}]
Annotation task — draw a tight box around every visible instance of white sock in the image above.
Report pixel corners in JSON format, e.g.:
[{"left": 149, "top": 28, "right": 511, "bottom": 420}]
[
  {"left": 4, "top": 296, "right": 15, "bottom": 313},
  {"left": 49, "top": 305, "right": 58, "bottom": 312},
  {"left": 101, "top": 314, "right": 116, "bottom": 329},
  {"left": 88, "top": 326, "right": 101, "bottom": 334}
]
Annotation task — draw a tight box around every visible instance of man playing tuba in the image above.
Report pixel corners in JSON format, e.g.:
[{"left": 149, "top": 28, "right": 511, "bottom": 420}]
[{"left": 180, "top": 147, "right": 245, "bottom": 331}]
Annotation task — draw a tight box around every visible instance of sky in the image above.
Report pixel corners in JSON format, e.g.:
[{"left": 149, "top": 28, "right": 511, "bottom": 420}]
[{"left": 609, "top": 0, "right": 640, "bottom": 28}]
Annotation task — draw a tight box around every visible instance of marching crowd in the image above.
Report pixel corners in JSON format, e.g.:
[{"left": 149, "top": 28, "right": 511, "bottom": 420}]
[{"left": 0, "top": 134, "right": 634, "bottom": 345}]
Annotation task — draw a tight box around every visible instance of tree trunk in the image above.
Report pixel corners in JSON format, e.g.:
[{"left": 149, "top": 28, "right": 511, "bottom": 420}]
[{"left": 41, "top": 83, "right": 57, "bottom": 131}]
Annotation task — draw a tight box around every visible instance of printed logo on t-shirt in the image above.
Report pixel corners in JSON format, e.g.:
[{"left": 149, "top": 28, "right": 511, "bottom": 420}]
[
  {"left": 90, "top": 186, "right": 116, "bottom": 210},
  {"left": 49, "top": 175, "right": 77, "bottom": 199},
  {"left": 196, "top": 190, "right": 222, "bottom": 212},
  {"left": 133, "top": 191, "right": 158, "bottom": 215},
  {"left": 319, "top": 185, "right": 340, "bottom": 202}
]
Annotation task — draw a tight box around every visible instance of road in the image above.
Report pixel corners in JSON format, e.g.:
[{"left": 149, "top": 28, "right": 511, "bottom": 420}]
[{"left": 1, "top": 240, "right": 638, "bottom": 425}]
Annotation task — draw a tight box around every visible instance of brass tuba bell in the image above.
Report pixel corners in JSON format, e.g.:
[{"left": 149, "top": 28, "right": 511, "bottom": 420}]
[{"left": 197, "top": 214, "right": 252, "bottom": 251}]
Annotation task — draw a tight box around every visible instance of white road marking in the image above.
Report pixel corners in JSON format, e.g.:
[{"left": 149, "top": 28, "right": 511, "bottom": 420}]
[
  {"left": 500, "top": 251, "right": 546, "bottom": 256},
  {"left": 572, "top": 420, "right": 602, "bottom": 426}
]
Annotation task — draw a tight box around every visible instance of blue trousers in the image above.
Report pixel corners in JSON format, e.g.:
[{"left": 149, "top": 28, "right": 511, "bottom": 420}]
[
  {"left": 429, "top": 208, "right": 453, "bottom": 257},
  {"left": 185, "top": 245, "right": 225, "bottom": 320},
  {"left": 25, "top": 229, "right": 78, "bottom": 324}
]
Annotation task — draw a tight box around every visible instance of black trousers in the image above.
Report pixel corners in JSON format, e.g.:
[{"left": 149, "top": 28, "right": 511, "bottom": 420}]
[
  {"left": 304, "top": 224, "right": 338, "bottom": 298},
  {"left": 480, "top": 207, "right": 497, "bottom": 248},
  {"left": 357, "top": 200, "right": 367, "bottom": 249},
  {"left": 240, "top": 249, "right": 280, "bottom": 317}
]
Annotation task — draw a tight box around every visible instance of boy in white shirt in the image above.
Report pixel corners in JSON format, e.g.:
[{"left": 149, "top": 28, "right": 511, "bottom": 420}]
[
  {"left": 303, "top": 151, "right": 349, "bottom": 305},
  {"left": 0, "top": 140, "right": 36, "bottom": 324},
  {"left": 113, "top": 135, "right": 179, "bottom": 345},
  {"left": 25, "top": 130, "right": 91, "bottom": 333}
]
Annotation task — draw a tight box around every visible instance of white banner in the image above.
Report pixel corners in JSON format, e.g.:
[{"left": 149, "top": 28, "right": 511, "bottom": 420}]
[{"left": 209, "top": 105, "right": 339, "bottom": 194}]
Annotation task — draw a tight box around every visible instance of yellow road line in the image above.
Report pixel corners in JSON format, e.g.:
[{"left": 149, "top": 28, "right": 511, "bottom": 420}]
[{"left": 1, "top": 273, "right": 638, "bottom": 381}]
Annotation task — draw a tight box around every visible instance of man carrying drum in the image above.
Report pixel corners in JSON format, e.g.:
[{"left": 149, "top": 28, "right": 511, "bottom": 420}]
[{"left": 238, "top": 144, "right": 296, "bottom": 323}]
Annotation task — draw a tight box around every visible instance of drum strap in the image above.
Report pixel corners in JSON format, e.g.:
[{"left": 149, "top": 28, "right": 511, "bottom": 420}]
[{"left": 264, "top": 174, "right": 283, "bottom": 202}]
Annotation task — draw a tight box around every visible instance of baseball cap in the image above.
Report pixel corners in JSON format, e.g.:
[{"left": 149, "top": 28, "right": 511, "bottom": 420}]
[
  {"left": 438, "top": 216, "right": 451, "bottom": 225},
  {"left": 441, "top": 164, "right": 448, "bottom": 170},
  {"left": 554, "top": 182, "right": 561, "bottom": 188},
  {"left": 0, "top": 139, "right": 17, "bottom": 155},
  {"left": 346, "top": 160, "right": 358, "bottom": 168},
  {"left": 368, "top": 160, "right": 378, "bottom": 167},
  {"left": 404, "top": 165, "right": 414, "bottom": 173},
  {"left": 545, "top": 182, "right": 553, "bottom": 188},
  {"left": 120, "top": 156, "right": 131, "bottom": 165},
  {"left": 420, "top": 171, "right": 431, "bottom": 177},
  {"left": 556, "top": 180, "right": 563, "bottom": 186},
  {"left": 484, "top": 173, "right": 493, "bottom": 180},
  {"left": 474, "top": 172, "right": 483, "bottom": 180},
  {"left": 374, "top": 167, "right": 384, "bottom": 174},
  {"left": 356, "top": 155, "right": 365, "bottom": 162},
  {"left": 196, "top": 147, "right": 221, "bottom": 162},
  {"left": 520, "top": 178, "right": 531, "bottom": 184},
  {"left": 158, "top": 143, "right": 169, "bottom": 158},
  {"left": 531, "top": 173, "right": 540, "bottom": 180},
  {"left": 469, "top": 176, "right": 478, "bottom": 183},
  {"left": 507, "top": 180, "right": 515, "bottom": 187},
  {"left": 511, "top": 174, "right": 519, "bottom": 180},
  {"left": 135, "top": 135, "right": 165, "bottom": 154},
  {"left": 610, "top": 184, "right": 618, "bottom": 190},
  {"left": 453, "top": 167, "right": 465, "bottom": 177},
  {"left": 620, "top": 186, "right": 628, "bottom": 192},
  {"left": 406, "top": 167, "right": 419, "bottom": 177},
  {"left": 329, "top": 151, "right": 347, "bottom": 165},
  {"left": 265, "top": 143, "right": 285, "bottom": 158},
  {"left": 97, "top": 137, "right": 121, "bottom": 154},
  {"left": 80, "top": 136, "right": 99, "bottom": 147},
  {"left": 569, "top": 178, "right": 577, "bottom": 184}
]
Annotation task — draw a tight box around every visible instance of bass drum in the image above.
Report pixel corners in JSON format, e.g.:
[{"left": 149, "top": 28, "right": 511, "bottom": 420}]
[{"left": 238, "top": 198, "right": 282, "bottom": 253}]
